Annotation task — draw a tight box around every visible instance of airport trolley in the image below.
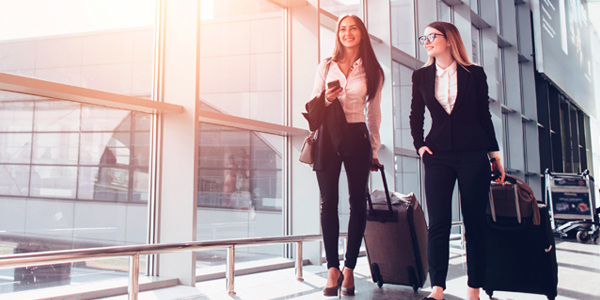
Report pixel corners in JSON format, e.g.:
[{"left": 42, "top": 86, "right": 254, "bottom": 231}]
[{"left": 545, "top": 169, "right": 599, "bottom": 243}]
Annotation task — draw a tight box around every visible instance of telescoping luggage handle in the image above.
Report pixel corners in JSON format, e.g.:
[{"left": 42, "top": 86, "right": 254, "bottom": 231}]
[
  {"left": 367, "top": 165, "right": 398, "bottom": 222},
  {"left": 489, "top": 174, "right": 521, "bottom": 224}
]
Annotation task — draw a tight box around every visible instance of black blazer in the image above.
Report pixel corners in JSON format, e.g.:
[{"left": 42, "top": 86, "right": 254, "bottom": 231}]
[
  {"left": 409, "top": 63, "right": 499, "bottom": 154},
  {"left": 303, "top": 92, "right": 353, "bottom": 171}
]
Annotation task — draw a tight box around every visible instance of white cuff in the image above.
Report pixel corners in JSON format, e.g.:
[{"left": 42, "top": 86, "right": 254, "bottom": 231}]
[{"left": 487, "top": 151, "right": 500, "bottom": 159}]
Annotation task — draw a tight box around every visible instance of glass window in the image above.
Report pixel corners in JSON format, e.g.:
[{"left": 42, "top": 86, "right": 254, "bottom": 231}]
[
  {"left": 199, "top": 0, "right": 284, "bottom": 124},
  {"left": 395, "top": 155, "right": 422, "bottom": 201},
  {"left": 502, "top": 113, "right": 510, "bottom": 165},
  {"left": 437, "top": 0, "right": 452, "bottom": 22},
  {"left": 495, "top": 0, "right": 502, "bottom": 34},
  {"left": 0, "top": 0, "right": 155, "bottom": 97},
  {"left": 471, "top": 25, "right": 480, "bottom": 65},
  {"left": 559, "top": 101, "right": 570, "bottom": 172},
  {"left": 391, "top": 0, "right": 416, "bottom": 56},
  {"left": 393, "top": 61, "right": 415, "bottom": 149},
  {"left": 470, "top": 0, "right": 479, "bottom": 14},
  {"left": 392, "top": 61, "right": 430, "bottom": 150},
  {"left": 321, "top": 0, "right": 361, "bottom": 17},
  {"left": 321, "top": 26, "right": 336, "bottom": 61},
  {"left": 197, "top": 123, "right": 283, "bottom": 267},
  {"left": 0, "top": 93, "right": 151, "bottom": 294}
]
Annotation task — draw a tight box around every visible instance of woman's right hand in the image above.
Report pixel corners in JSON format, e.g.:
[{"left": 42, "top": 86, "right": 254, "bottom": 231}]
[
  {"left": 418, "top": 146, "right": 432, "bottom": 159},
  {"left": 325, "top": 86, "right": 342, "bottom": 101}
]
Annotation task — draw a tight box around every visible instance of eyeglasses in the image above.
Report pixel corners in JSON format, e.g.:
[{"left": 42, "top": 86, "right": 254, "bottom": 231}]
[{"left": 418, "top": 33, "right": 445, "bottom": 45}]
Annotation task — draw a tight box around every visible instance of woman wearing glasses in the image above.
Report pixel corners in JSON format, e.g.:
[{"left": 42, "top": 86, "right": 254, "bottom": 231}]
[
  {"left": 409, "top": 22, "right": 505, "bottom": 300},
  {"left": 305, "top": 14, "right": 383, "bottom": 297}
]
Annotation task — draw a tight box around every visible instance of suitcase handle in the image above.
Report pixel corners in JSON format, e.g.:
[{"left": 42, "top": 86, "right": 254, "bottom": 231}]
[
  {"left": 367, "top": 165, "right": 396, "bottom": 221},
  {"left": 489, "top": 174, "right": 522, "bottom": 224},
  {"left": 491, "top": 173, "right": 517, "bottom": 184}
]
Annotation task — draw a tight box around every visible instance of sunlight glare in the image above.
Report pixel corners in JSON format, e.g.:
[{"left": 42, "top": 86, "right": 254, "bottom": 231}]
[
  {"left": 201, "top": 0, "right": 214, "bottom": 21},
  {"left": 0, "top": 0, "right": 155, "bottom": 41}
]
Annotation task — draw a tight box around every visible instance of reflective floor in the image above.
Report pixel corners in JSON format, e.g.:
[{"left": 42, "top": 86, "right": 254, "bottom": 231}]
[{"left": 97, "top": 238, "right": 600, "bottom": 300}]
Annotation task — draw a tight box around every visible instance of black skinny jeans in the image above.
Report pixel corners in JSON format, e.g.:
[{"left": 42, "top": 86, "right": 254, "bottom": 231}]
[
  {"left": 316, "top": 123, "right": 372, "bottom": 270},
  {"left": 422, "top": 150, "right": 491, "bottom": 289}
]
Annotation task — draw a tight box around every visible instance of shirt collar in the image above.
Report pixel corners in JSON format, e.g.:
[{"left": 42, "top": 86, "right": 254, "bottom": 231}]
[
  {"left": 435, "top": 60, "right": 457, "bottom": 76},
  {"left": 353, "top": 58, "right": 362, "bottom": 67}
]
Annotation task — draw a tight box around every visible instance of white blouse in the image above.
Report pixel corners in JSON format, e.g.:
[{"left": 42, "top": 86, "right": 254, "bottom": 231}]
[
  {"left": 310, "top": 58, "right": 382, "bottom": 159},
  {"left": 435, "top": 61, "right": 458, "bottom": 115}
]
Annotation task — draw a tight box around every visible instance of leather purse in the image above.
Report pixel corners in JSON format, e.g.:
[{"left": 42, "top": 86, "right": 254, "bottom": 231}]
[
  {"left": 299, "top": 130, "right": 317, "bottom": 165},
  {"left": 487, "top": 174, "right": 541, "bottom": 225}
]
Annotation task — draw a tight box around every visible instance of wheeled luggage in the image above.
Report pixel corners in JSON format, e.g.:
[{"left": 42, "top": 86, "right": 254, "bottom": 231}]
[
  {"left": 363, "top": 165, "right": 428, "bottom": 291},
  {"left": 485, "top": 175, "right": 558, "bottom": 300}
]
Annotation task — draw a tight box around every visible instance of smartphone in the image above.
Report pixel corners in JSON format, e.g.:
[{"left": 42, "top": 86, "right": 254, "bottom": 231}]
[{"left": 327, "top": 80, "right": 340, "bottom": 89}]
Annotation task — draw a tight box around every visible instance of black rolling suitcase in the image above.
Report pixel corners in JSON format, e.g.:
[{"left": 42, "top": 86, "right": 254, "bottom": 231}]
[
  {"left": 363, "top": 165, "right": 428, "bottom": 291},
  {"left": 485, "top": 175, "right": 558, "bottom": 300}
]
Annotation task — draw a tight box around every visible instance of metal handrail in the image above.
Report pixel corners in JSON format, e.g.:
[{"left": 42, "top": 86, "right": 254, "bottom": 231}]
[{"left": 0, "top": 233, "right": 347, "bottom": 299}]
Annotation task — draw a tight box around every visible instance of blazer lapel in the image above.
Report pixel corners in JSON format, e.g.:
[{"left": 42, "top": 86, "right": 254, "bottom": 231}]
[
  {"left": 423, "top": 63, "right": 450, "bottom": 115},
  {"left": 424, "top": 64, "right": 436, "bottom": 102},
  {"left": 455, "top": 64, "right": 470, "bottom": 110}
]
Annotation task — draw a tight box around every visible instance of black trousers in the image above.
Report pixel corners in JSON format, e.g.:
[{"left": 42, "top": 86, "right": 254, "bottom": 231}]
[
  {"left": 316, "top": 123, "right": 372, "bottom": 270},
  {"left": 422, "top": 150, "right": 490, "bottom": 289}
]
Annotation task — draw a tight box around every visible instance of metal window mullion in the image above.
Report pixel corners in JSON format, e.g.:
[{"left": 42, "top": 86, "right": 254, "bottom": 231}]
[
  {"left": 146, "top": 0, "right": 168, "bottom": 277},
  {"left": 282, "top": 4, "right": 292, "bottom": 259}
]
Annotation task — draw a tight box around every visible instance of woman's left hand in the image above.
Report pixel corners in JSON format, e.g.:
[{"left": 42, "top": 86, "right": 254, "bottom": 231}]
[
  {"left": 491, "top": 159, "right": 505, "bottom": 182},
  {"left": 371, "top": 158, "right": 382, "bottom": 171}
]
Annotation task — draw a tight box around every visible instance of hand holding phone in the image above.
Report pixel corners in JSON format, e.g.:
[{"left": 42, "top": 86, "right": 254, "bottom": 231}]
[
  {"left": 325, "top": 80, "right": 342, "bottom": 101},
  {"left": 327, "top": 80, "right": 340, "bottom": 90}
]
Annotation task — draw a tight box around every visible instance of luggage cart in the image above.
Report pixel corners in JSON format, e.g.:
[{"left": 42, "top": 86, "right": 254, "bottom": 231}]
[{"left": 545, "top": 169, "right": 599, "bottom": 243}]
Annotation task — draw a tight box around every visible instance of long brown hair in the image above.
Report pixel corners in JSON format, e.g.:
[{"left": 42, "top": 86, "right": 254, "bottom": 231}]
[
  {"left": 423, "top": 21, "right": 473, "bottom": 68},
  {"left": 331, "top": 14, "right": 384, "bottom": 101}
]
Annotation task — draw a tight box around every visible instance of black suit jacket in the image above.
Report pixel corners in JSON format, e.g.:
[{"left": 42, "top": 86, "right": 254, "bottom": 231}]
[
  {"left": 409, "top": 63, "right": 499, "bottom": 154},
  {"left": 303, "top": 92, "right": 353, "bottom": 171}
]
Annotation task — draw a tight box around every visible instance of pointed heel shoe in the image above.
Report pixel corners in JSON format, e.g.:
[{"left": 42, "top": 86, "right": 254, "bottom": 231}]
[
  {"left": 341, "top": 267, "right": 355, "bottom": 296},
  {"left": 341, "top": 285, "right": 355, "bottom": 296},
  {"left": 323, "top": 271, "right": 344, "bottom": 298}
]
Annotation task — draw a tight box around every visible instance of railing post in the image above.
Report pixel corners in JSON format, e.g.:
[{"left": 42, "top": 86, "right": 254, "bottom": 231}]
[
  {"left": 296, "top": 241, "right": 304, "bottom": 281},
  {"left": 226, "top": 246, "right": 236, "bottom": 295},
  {"left": 129, "top": 253, "right": 140, "bottom": 300}
]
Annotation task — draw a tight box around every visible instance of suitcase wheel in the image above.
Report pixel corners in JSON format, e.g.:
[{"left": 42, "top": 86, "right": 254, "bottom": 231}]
[
  {"left": 370, "top": 263, "right": 384, "bottom": 288},
  {"left": 407, "top": 266, "right": 419, "bottom": 291}
]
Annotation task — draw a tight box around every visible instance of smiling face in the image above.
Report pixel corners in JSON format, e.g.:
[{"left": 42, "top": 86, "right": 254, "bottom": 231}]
[
  {"left": 338, "top": 17, "right": 362, "bottom": 50},
  {"left": 423, "top": 26, "right": 449, "bottom": 59}
]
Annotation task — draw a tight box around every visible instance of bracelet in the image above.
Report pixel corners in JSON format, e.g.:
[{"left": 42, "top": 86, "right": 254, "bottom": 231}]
[{"left": 489, "top": 157, "right": 500, "bottom": 163}]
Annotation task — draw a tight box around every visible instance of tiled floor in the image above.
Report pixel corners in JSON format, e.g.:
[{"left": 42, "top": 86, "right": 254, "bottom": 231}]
[{"left": 101, "top": 238, "right": 600, "bottom": 300}]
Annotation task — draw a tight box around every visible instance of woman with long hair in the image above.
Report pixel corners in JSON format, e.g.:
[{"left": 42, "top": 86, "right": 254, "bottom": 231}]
[
  {"left": 409, "top": 22, "right": 505, "bottom": 300},
  {"left": 306, "top": 14, "right": 384, "bottom": 297}
]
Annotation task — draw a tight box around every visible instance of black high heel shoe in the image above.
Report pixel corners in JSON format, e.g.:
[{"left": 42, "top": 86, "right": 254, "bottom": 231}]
[{"left": 323, "top": 269, "right": 344, "bottom": 298}]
